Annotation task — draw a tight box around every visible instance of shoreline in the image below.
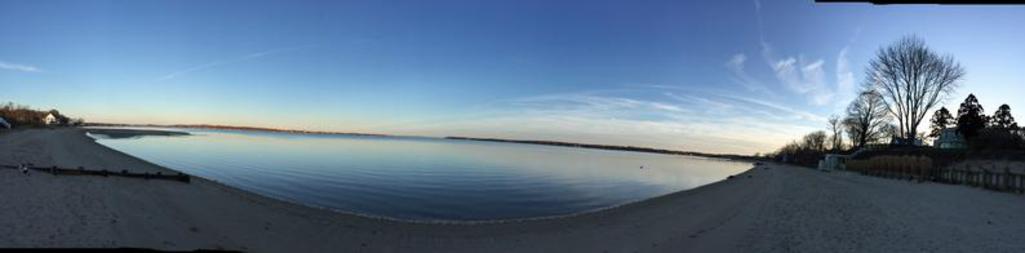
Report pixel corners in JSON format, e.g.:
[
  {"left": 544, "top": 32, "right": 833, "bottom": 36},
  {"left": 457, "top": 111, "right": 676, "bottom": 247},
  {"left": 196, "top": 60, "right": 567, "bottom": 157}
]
[{"left": 3, "top": 128, "right": 1025, "bottom": 252}]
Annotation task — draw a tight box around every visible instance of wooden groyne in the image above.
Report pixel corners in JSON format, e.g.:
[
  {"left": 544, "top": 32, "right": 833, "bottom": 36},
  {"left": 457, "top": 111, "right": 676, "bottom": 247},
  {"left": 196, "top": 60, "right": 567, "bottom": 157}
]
[
  {"left": 846, "top": 156, "right": 1025, "bottom": 194},
  {"left": 0, "top": 164, "right": 191, "bottom": 183}
]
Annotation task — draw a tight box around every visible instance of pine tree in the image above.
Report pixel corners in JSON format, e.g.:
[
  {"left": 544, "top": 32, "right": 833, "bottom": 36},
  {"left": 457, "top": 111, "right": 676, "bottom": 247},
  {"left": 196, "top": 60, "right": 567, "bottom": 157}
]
[
  {"left": 990, "top": 104, "right": 1018, "bottom": 129},
  {"left": 956, "top": 94, "right": 988, "bottom": 138},
  {"left": 928, "top": 107, "right": 954, "bottom": 138}
]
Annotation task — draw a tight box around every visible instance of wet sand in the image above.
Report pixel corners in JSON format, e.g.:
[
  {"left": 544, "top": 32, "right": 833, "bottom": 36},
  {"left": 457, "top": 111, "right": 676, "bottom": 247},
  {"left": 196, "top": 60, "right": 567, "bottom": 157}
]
[{"left": 1, "top": 128, "right": 1024, "bottom": 252}]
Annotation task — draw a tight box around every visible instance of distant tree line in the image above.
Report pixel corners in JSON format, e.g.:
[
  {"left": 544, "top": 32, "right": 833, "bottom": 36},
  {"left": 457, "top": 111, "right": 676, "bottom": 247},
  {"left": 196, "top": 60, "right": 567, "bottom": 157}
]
[
  {"left": 0, "top": 102, "right": 82, "bottom": 128},
  {"left": 768, "top": 35, "right": 1023, "bottom": 166}
]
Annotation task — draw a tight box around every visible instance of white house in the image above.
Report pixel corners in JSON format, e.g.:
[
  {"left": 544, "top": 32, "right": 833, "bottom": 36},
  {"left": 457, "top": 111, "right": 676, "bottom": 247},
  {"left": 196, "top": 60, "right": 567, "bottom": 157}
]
[
  {"left": 0, "top": 116, "right": 10, "bottom": 129},
  {"left": 43, "top": 113, "right": 58, "bottom": 125},
  {"left": 934, "top": 128, "right": 966, "bottom": 149}
]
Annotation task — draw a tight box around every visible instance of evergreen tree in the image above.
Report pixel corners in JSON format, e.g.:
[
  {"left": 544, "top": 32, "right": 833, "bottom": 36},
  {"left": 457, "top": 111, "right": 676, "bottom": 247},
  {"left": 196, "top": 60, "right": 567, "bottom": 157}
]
[
  {"left": 928, "top": 107, "right": 954, "bottom": 138},
  {"left": 991, "top": 104, "right": 1018, "bottom": 129},
  {"left": 956, "top": 94, "right": 988, "bottom": 138}
]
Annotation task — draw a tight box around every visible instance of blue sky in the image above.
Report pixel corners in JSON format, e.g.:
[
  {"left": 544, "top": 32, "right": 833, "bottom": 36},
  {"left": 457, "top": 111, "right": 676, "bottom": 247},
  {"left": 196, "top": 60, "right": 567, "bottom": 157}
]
[{"left": 1, "top": 0, "right": 1023, "bottom": 154}]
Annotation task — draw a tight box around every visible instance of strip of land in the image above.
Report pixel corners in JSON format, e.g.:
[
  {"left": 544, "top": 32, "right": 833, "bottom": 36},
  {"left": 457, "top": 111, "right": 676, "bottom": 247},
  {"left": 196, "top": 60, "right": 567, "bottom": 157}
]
[
  {"left": 84, "top": 122, "right": 387, "bottom": 137},
  {"left": 1, "top": 128, "right": 1024, "bottom": 252},
  {"left": 446, "top": 136, "right": 756, "bottom": 161},
  {"left": 83, "top": 127, "right": 190, "bottom": 139}
]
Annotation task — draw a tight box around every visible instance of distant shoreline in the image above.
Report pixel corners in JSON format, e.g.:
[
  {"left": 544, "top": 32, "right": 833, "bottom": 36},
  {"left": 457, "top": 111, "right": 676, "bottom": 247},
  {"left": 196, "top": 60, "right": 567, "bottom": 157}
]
[
  {"left": 445, "top": 136, "right": 760, "bottom": 161},
  {"left": 83, "top": 123, "right": 389, "bottom": 137}
]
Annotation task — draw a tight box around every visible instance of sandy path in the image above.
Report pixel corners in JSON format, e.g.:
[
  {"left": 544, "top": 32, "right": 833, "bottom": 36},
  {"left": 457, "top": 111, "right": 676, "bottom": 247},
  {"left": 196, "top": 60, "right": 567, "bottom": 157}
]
[{"left": 0, "top": 128, "right": 1024, "bottom": 252}]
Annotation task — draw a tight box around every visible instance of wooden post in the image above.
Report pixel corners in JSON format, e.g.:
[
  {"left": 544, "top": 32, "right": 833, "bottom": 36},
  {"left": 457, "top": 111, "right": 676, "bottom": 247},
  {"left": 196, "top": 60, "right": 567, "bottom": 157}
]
[
  {"left": 983, "top": 170, "right": 989, "bottom": 189},
  {"left": 1015, "top": 173, "right": 1022, "bottom": 193},
  {"left": 959, "top": 165, "right": 967, "bottom": 185},
  {"left": 969, "top": 164, "right": 974, "bottom": 186},
  {"left": 1003, "top": 166, "right": 1011, "bottom": 192},
  {"left": 1020, "top": 174, "right": 1024, "bottom": 194},
  {"left": 1020, "top": 174, "right": 1024, "bottom": 193},
  {"left": 981, "top": 171, "right": 987, "bottom": 188}
]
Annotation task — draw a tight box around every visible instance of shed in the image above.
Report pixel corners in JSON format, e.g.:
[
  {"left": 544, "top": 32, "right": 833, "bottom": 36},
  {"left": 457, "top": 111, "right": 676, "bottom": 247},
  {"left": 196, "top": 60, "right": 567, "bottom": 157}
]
[{"left": 817, "top": 154, "right": 849, "bottom": 171}]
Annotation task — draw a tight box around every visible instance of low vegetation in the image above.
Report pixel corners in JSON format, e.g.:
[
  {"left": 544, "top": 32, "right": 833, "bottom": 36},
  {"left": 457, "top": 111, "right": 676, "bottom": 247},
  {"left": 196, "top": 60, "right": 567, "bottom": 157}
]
[{"left": 0, "top": 102, "right": 81, "bottom": 128}]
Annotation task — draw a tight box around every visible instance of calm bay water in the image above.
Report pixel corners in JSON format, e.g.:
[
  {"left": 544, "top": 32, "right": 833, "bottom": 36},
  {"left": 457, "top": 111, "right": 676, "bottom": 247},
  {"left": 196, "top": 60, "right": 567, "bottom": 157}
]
[{"left": 90, "top": 128, "right": 751, "bottom": 221}]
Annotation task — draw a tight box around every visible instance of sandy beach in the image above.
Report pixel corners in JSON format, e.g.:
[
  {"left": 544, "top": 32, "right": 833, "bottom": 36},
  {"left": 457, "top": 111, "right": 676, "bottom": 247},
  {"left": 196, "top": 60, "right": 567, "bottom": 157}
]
[{"left": 1, "top": 128, "right": 1025, "bottom": 252}]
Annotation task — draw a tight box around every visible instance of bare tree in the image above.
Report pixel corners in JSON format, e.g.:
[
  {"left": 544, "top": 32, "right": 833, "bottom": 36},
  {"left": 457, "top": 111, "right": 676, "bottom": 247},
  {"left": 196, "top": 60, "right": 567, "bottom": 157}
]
[
  {"left": 844, "top": 90, "right": 891, "bottom": 149},
  {"left": 864, "top": 36, "right": 964, "bottom": 142},
  {"left": 827, "top": 115, "right": 844, "bottom": 151},
  {"left": 802, "top": 131, "right": 828, "bottom": 153}
]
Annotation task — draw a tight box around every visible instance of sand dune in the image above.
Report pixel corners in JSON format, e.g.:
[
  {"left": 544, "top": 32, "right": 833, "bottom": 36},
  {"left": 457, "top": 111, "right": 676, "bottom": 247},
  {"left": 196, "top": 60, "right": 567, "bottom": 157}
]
[{"left": 1, "top": 128, "right": 1024, "bottom": 252}]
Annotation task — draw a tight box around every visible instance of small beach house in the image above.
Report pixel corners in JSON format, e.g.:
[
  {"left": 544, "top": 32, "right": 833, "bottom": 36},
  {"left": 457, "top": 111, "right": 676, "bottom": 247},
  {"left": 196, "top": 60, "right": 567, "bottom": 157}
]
[
  {"left": 43, "top": 112, "right": 58, "bottom": 125},
  {"left": 934, "top": 128, "right": 966, "bottom": 149},
  {"left": 817, "top": 154, "right": 848, "bottom": 171}
]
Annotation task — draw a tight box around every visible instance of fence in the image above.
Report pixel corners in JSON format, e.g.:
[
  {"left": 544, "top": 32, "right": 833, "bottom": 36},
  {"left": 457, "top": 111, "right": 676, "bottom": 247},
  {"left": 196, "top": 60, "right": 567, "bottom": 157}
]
[
  {"left": 846, "top": 155, "right": 1025, "bottom": 194},
  {"left": 0, "top": 164, "right": 191, "bottom": 183}
]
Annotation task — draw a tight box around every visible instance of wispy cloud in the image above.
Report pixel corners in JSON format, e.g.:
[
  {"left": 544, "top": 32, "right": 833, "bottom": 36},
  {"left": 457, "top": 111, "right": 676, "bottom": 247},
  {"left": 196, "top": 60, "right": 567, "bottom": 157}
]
[
  {"left": 770, "top": 55, "right": 833, "bottom": 105},
  {"left": 508, "top": 93, "right": 689, "bottom": 115},
  {"left": 834, "top": 46, "right": 856, "bottom": 109},
  {"left": 0, "top": 60, "right": 41, "bottom": 72},
  {"left": 385, "top": 87, "right": 825, "bottom": 154},
  {"left": 725, "top": 54, "right": 774, "bottom": 95},
  {"left": 155, "top": 46, "right": 310, "bottom": 81},
  {"left": 750, "top": 0, "right": 856, "bottom": 107}
]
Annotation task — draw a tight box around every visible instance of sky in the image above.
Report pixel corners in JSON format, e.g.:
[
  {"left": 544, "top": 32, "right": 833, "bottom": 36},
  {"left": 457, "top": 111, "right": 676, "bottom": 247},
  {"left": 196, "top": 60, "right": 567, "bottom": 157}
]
[{"left": 1, "top": 0, "right": 1024, "bottom": 154}]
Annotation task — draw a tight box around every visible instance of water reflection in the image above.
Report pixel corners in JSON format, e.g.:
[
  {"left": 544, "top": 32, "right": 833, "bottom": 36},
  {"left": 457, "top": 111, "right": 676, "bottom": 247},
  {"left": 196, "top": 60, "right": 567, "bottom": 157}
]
[{"left": 93, "top": 128, "right": 751, "bottom": 221}]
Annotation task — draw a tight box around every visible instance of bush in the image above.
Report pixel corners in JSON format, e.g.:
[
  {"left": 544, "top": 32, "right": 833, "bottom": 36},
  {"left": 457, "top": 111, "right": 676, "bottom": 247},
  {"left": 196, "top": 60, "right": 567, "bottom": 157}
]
[{"left": 968, "top": 128, "right": 1025, "bottom": 151}]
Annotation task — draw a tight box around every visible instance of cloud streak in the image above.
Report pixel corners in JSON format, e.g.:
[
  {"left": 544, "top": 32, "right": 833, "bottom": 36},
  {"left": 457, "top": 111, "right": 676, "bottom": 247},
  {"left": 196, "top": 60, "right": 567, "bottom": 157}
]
[
  {"left": 155, "top": 46, "right": 310, "bottom": 81},
  {"left": 0, "top": 60, "right": 41, "bottom": 72},
  {"left": 725, "top": 54, "right": 774, "bottom": 95}
]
